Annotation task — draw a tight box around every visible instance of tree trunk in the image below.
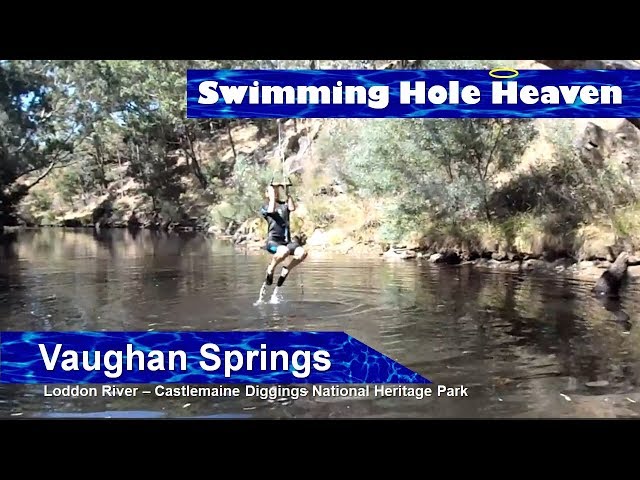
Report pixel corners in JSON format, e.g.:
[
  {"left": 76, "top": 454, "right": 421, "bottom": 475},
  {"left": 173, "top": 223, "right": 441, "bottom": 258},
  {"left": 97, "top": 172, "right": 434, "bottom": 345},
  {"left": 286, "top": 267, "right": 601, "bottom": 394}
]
[
  {"left": 226, "top": 121, "right": 237, "bottom": 161},
  {"left": 184, "top": 130, "right": 208, "bottom": 189},
  {"left": 116, "top": 149, "right": 124, "bottom": 198},
  {"left": 484, "top": 198, "right": 491, "bottom": 221},
  {"left": 94, "top": 141, "right": 108, "bottom": 192}
]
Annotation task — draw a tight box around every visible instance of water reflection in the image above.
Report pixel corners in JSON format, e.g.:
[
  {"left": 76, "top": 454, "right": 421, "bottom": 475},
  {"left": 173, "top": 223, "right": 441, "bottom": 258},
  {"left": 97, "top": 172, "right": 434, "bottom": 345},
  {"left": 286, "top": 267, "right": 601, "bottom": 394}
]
[
  {"left": 1, "top": 228, "right": 640, "bottom": 418},
  {"left": 597, "top": 296, "right": 633, "bottom": 332},
  {"left": 0, "top": 231, "right": 18, "bottom": 260}
]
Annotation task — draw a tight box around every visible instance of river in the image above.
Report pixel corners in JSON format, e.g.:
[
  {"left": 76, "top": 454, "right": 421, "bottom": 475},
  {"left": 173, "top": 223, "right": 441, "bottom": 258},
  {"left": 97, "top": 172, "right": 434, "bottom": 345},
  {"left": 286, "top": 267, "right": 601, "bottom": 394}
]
[{"left": 1, "top": 228, "right": 640, "bottom": 418}]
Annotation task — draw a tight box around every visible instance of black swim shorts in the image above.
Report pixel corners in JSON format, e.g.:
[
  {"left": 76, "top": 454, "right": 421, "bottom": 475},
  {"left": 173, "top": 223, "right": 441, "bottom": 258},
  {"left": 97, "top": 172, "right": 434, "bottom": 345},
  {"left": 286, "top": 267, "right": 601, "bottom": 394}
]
[{"left": 265, "top": 239, "right": 301, "bottom": 255}]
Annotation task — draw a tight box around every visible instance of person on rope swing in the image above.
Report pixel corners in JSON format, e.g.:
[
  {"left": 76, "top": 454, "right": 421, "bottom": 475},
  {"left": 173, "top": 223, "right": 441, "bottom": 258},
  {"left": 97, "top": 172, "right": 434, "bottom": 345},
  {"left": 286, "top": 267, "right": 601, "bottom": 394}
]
[{"left": 260, "top": 180, "right": 307, "bottom": 288}]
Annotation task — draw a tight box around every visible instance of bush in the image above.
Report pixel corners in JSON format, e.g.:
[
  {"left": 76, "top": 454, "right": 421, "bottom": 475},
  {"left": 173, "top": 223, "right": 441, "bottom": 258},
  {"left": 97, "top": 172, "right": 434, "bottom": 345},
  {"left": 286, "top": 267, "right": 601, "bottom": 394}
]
[
  {"left": 207, "top": 155, "right": 273, "bottom": 227},
  {"left": 29, "top": 189, "right": 53, "bottom": 212},
  {"left": 323, "top": 117, "right": 538, "bottom": 240},
  {"left": 56, "top": 170, "right": 82, "bottom": 203}
]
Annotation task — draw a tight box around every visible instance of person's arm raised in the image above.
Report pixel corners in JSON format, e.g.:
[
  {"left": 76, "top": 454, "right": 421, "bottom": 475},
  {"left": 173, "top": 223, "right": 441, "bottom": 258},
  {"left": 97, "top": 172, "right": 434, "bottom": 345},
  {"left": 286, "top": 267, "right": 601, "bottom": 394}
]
[
  {"left": 267, "top": 185, "right": 276, "bottom": 213},
  {"left": 287, "top": 189, "right": 296, "bottom": 212}
]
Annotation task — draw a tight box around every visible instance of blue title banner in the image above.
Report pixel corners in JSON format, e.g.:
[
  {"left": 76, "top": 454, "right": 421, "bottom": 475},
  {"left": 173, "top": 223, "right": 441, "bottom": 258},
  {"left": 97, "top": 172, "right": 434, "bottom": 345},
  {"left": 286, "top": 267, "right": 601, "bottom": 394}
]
[
  {"left": 0, "top": 331, "right": 430, "bottom": 384},
  {"left": 186, "top": 69, "right": 639, "bottom": 119}
]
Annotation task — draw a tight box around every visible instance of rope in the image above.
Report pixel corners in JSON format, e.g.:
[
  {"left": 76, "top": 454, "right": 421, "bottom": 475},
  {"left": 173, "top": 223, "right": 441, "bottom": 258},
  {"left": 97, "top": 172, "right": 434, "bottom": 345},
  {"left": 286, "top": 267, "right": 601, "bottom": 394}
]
[
  {"left": 276, "top": 59, "right": 286, "bottom": 180},
  {"left": 276, "top": 118, "right": 287, "bottom": 184}
]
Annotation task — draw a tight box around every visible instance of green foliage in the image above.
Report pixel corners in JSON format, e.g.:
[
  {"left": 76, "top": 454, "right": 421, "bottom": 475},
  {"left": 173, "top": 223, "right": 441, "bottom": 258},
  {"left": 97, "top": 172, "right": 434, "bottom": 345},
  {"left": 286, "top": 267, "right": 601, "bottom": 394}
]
[
  {"left": 208, "top": 155, "right": 273, "bottom": 227},
  {"left": 493, "top": 120, "right": 639, "bottom": 225},
  {"left": 5, "top": 58, "right": 638, "bottom": 259},
  {"left": 29, "top": 189, "right": 53, "bottom": 212},
  {"left": 56, "top": 170, "right": 82, "bottom": 203},
  {"left": 0, "top": 60, "right": 92, "bottom": 222},
  {"left": 327, "top": 116, "right": 538, "bottom": 240}
]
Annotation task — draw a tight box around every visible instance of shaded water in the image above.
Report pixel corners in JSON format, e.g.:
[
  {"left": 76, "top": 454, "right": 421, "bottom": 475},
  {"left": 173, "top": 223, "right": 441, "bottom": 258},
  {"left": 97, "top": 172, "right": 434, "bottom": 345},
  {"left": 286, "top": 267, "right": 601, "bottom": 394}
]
[{"left": 2, "top": 228, "right": 640, "bottom": 418}]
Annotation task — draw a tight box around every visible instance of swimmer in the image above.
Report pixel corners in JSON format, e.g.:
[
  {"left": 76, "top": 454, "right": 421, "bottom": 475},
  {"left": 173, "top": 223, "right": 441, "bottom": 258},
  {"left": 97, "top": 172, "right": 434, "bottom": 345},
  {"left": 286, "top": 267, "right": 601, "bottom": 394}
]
[{"left": 260, "top": 181, "right": 307, "bottom": 288}]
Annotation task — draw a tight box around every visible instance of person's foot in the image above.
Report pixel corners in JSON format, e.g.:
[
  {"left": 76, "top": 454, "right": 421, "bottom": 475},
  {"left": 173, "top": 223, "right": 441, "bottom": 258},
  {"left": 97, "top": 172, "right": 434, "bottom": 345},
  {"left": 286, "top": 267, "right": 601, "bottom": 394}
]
[{"left": 265, "top": 269, "right": 274, "bottom": 285}]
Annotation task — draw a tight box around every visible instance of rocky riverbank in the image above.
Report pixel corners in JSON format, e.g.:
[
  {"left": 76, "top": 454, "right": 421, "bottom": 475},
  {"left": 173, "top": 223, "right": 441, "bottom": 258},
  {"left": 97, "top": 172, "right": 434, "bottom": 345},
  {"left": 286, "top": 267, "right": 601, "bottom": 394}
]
[{"left": 225, "top": 224, "right": 640, "bottom": 284}]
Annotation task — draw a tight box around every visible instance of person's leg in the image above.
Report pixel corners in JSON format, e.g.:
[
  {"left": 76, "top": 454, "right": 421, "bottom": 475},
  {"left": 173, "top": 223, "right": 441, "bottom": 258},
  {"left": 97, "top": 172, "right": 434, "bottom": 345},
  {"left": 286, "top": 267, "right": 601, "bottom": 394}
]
[
  {"left": 276, "top": 244, "right": 308, "bottom": 287},
  {"left": 265, "top": 242, "right": 290, "bottom": 285}
]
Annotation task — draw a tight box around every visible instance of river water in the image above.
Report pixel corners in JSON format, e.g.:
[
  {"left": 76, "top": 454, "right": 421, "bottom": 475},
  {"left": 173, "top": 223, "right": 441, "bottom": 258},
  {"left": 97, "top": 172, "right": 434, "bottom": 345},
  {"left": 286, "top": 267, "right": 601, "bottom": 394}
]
[{"left": 1, "top": 228, "right": 640, "bottom": 418}]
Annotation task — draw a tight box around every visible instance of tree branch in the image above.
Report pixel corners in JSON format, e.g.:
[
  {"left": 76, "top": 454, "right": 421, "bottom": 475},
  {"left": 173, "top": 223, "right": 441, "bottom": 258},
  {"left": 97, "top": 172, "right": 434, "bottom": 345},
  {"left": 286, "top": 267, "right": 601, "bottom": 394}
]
[{"left": 23, "top": 160, "right": 57, "bottom": 190}]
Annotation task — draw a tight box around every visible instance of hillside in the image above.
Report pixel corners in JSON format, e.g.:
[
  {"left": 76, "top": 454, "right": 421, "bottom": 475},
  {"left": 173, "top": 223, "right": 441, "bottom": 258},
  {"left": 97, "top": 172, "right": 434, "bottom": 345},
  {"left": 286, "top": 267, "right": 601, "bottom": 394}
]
[{"left": 3, "top": 59, "right": 640, "bottom": 278}]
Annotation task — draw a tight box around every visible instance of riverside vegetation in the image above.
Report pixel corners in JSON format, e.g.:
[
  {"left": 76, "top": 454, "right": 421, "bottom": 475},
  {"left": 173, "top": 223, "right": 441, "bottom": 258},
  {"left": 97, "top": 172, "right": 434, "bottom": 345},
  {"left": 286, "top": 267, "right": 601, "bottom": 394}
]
[{"left": 2, "top": 59, "right": 640, "bottom": 283}]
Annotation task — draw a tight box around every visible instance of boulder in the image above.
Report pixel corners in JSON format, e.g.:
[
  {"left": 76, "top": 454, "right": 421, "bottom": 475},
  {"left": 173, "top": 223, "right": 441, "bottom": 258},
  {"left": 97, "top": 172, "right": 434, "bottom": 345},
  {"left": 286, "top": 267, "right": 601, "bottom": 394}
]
[
  {"left": 429, "top": 251, "right": 461, "bottom": 264},
  {"left": 384, "top": 249, "right": 416, "bottom": 260},
  {"left": 627, "top": 265, "right": 640, "bottom": 280},
  {"left": 307, "top": 229, "right": 328, "bottom": 247}
]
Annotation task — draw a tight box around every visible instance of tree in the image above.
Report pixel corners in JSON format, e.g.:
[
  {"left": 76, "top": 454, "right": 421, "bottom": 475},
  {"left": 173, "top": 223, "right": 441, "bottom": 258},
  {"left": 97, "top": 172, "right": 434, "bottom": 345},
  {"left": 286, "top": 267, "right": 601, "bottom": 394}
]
[
  {"left": 0, "top": 60, "right": 92, "bottom": 225},
  {"left": 331, "top": 116, "right": 538, "bottom": 240},
  {"left": 420, "top": 118, "right": 538, "bottom": 220}
]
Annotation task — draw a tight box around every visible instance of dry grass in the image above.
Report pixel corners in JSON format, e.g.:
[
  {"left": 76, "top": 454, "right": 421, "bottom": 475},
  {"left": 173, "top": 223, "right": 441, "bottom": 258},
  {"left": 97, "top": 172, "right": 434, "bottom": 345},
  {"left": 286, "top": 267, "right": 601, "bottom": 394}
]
[{"left": 612, "top": 203, "right": 640, "bottom": 247}]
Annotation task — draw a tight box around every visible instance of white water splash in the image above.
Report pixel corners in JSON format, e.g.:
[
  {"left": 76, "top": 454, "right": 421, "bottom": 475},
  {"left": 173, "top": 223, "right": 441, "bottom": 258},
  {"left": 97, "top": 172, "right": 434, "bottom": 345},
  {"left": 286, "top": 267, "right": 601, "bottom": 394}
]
[
  {"left": 254, "top": 282, "right": 269, "bottom": 306},
  {"left": 269, "top": 287, "right": 283, "bottom": 304}
]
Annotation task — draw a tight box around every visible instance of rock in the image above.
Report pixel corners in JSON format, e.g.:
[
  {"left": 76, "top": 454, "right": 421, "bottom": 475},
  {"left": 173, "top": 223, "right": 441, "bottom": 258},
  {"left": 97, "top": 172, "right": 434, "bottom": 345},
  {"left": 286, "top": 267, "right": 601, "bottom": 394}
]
[
  {"left": 522, "top": 259, "right": 547, "bottom": 271},
  {"left": 460, "top": 250, "right": 480, "bottom": 261},
  {"left": 475, "top": 259, "right": 521, "bottom": 272},
  {"left": 429, "top": 251, "right": 460, "bottom": 265},
  {"left": 384, "top": 249, "right": 416, "bottom": 260},
  {"left": 17, "top": 214, "right": 36, "bottom": 227},
  {"left": 491, "top": 251, "right": 509, "bottom": 261},
  {"left": 585, "top": 380, "right": 610, "bottom": 388},
  {"left": 406, "top": 240, "right": 420, "bottom": 250},
  {"left": 592, "top": 252, "right": 630, "bottom": 298},
  {"left": 302, "top": 228, "right": 347, "bottom": 248},
  {"left": 577, "top": 261, "right": 596, "bottom": 269},
  {"left": 429, "top": 253, "right": 443, "bottom": 263},
  {"left": 508, "top": 262, "right": 522, "bottom": 272},
  {"left": 577, "top": 120, "right": 640, "bottom": 175},
  {"left": 379, "top": 242, "right": 391, "bottom": 253},
  {"left": 507, "top": 251, "right": 523, "bottom": 262},
  {"left": 307, "top": 229, "right": 328, "bottom": 247},
  {"left": 552, "top": 258, "right": 576, "bottom": 270},
  {"left": 627, "top": 265, "right": 640, "bottom": 280}
]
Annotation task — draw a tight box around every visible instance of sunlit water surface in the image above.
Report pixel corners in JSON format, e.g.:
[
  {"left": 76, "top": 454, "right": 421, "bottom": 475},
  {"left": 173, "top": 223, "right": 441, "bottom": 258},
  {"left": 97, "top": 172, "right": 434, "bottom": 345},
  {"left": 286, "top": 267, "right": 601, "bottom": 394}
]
[{"left": 1, "top": 228, "right": 640, "bottom": 418}]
